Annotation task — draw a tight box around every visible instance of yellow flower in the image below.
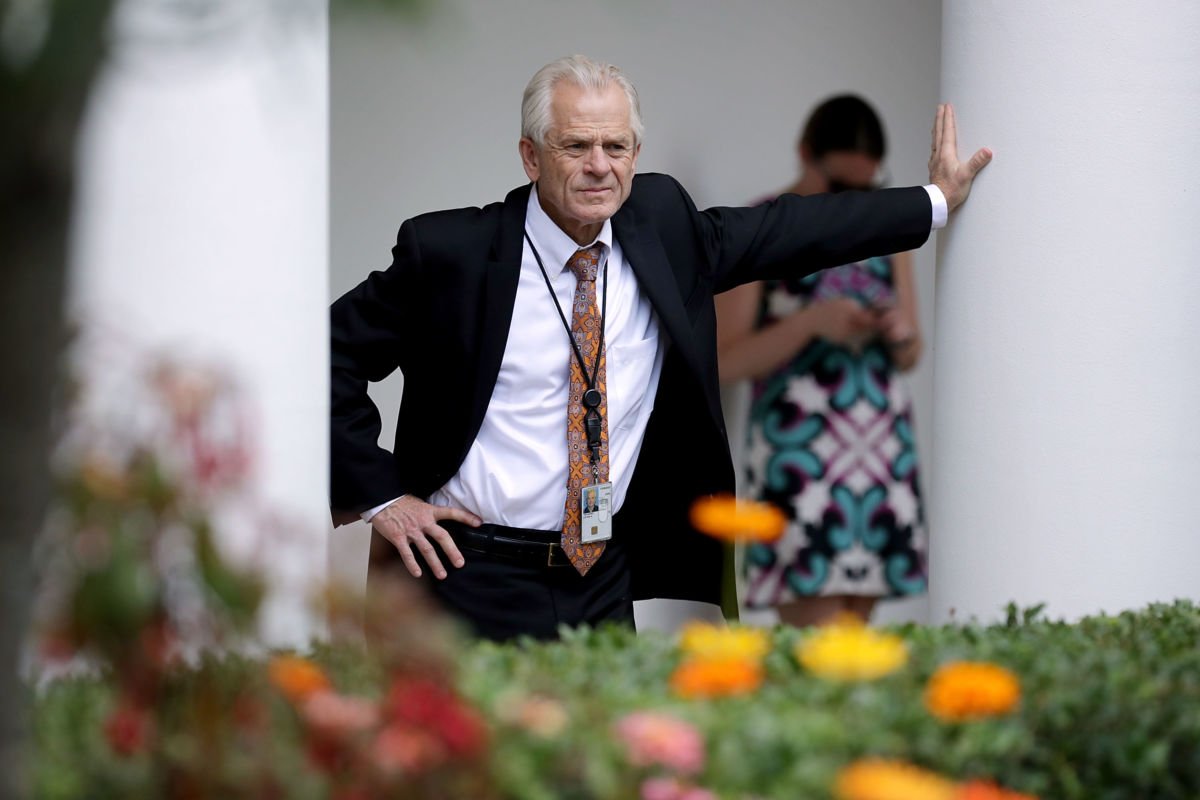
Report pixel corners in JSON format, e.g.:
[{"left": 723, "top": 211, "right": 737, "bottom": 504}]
[
  {"left": 268, "top": 655, "right": 331, "bottom": 702},
  {"left": 678, "top": 622, "right": 771, "bottom": 662},
  {"left": 79, "top": 457, "right": 131, "bottom": 501},
  {"left": 834, "top": 758, "right": 958, "bottom": 800},
  {"left": 689, "top": 494, "right": 786, "bottom": 543},
  {"left": 924, "top": 661, "right": 1021, "bottom": 722},
  {"left": 670, "top": 657, "right": 763, "bottom": 699},
  {"left": 795, "top": 615, "right": 908, "bottom": 681}
]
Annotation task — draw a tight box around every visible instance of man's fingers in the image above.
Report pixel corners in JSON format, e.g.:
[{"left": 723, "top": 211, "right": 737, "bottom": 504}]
[
  {"left": 425, "top": 523, "right": 466, "bottom": 569},
  {"left": 436, "top": 504, "right": 483, "bottom": 528},
  {"left": 409, "top": 532, "right": 449, "bottom": 579},
  {"left": 394, "top": 539, "right": 424, "bottom": 579},
  {"left": 941, "top": 103, "right": 957, "bottom": 152},
  {"left": 932, "top": 104, "right": 945, "bottom": 155},
  {"left": 967, "top": 147, "right": 994, "bottom": 177}
]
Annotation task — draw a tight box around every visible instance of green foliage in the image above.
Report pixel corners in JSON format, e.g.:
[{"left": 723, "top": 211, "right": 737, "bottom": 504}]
[{"left": 30, "top": 601, "right": 1200, "bottom": 799}]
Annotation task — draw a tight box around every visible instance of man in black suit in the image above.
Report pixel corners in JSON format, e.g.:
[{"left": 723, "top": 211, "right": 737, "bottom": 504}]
[{"left": 331, "top": 55, "right": 990, "bottom": 640}]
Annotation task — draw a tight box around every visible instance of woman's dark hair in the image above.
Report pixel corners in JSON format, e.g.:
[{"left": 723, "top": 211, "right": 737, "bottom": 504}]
[{"left": 799, "top": 95, "right": 886, "bottom": 161}]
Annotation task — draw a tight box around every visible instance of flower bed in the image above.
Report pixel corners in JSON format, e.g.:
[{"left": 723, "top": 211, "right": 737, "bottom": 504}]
[
  {"left": 28, "top": 372, "right": 1200, "bottom": 798},
  {"left": 30, "top": 601, "right": 1200, "bottom": 799}
]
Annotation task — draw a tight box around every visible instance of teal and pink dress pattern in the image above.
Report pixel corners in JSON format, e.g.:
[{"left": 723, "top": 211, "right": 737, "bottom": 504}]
[{"left": 742, "top": 255, "right": 927, "bottom": 607}]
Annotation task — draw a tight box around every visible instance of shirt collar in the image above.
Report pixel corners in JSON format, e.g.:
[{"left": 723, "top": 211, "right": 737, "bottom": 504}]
[{"left": 526, "top": 184, "right": 612, "bottom": 274}]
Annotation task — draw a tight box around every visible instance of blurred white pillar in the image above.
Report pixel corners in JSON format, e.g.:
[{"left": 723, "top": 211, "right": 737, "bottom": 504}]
[
  {"left": 929, "top": 1, "right": 1200, "bottom": 623},
  {"left": 69, "top": 3, "right": 329, "bottom": 646}
]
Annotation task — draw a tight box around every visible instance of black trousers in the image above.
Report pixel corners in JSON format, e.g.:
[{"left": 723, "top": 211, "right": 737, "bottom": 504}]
[{"left": 368, "top": 522, "right": 634, "bottom": 642}]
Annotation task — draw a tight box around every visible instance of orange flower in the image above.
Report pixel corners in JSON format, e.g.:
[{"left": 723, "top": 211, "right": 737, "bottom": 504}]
[
  {"left": 670, "top": 656, "right": 763, "bottom": 699},
  {"left": 924, "top": 661, "right": 1021, "bottom": 722},
  {"left": 689, "top": 494, "right": 786, "bottom": 543},
  {"left": 958, "top": 780, "right": 1039, "bottom": 800},
  {"left": 269, "top": 655, "right": 331, "bottom": 702},
  {"left": 834, "top": 758, "right": 957, "bottom": 800}
]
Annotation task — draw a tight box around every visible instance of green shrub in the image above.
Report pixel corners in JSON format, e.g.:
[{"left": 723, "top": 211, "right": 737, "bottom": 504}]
[{"left": 29, "top": 600, "right": 1200, "bottom": 799}]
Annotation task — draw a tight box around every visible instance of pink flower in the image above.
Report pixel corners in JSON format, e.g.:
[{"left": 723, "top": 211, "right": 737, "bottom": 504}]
[
  {"left": 616, "top": 711, "right": 705, "bottom": 775},
  {"left": 370, "top": 724, "right": 445, "bottom": 775},
  {"left": 302, "top": 690, "right": 380, "bottom": 737},
  {"left": 640, "top": 777, "right": 718, "bottom": 800},
  {"left": 642, "top": 777, "right": 686, "bottom": 800}
]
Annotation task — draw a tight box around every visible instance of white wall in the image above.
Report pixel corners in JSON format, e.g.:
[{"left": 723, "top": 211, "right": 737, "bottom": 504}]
[
  {"left": 930, "top": 0, "right": 1200, "bottom": 623},
  {"left": 330, "top": 0, "right": 942, "bottom": 626},
  {"left": 70, "top": 2, "right": 330, "bottom": 647}
]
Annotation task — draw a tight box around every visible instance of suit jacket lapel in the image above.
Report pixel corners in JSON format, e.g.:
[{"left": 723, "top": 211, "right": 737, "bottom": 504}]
[
  {"left": 461, "top": 184, "right": 529, "bottom": 464},
  {"left": 613, "top": 205, "right": 728, "bottom": 431},
  {"left": 612, "top": 205, "right": 702, "bottom": 377}
]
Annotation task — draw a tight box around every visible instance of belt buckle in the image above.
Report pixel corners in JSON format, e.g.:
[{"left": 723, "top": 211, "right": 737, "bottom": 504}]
[{"left": 547, "top": 543, "right": 569, "bottom": 568}]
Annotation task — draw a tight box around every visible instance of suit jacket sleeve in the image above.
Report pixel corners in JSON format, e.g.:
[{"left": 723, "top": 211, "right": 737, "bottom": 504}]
[
  {"left": 329, "top": 220, "right": 422, "bottom": 514},
  {"left": 650, "top": 176, "right": 932, "bottom": 294}
]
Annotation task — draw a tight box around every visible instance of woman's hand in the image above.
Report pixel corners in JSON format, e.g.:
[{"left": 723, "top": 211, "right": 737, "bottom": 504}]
[
  {"left": 874, "top": 304, "right": 921, "bottom": 370},
  {"left": 809, "top": 298, "right": 880, "bottom": 348}
]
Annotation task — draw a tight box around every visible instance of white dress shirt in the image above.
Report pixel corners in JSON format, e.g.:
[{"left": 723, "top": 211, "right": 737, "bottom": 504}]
[
  {"left": 364, "top": 184, "right": 948, "bottom": 525},
  {"left": 425, "top": 187, "right": 665, "bottom": 529}
]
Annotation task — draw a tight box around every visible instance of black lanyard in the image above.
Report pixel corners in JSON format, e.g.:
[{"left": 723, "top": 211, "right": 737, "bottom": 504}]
[
  {"left": 524, "top": 231, "right": 609, "bottom": 396},
  {"left": 525, "top": 231, "right": 609, "bottom": 464}
]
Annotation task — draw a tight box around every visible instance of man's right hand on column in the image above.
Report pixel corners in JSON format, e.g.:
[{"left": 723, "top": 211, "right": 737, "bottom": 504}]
[
  {"left": 928, "top": 102, "right": 993, "bottom": 213},
  {"left": 371, "top": 495, "right": 481, "bottom": 579}
]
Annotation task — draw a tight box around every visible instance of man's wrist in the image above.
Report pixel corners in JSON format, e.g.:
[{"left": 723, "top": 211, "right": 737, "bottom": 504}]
[
  {"left": 361, "top": 495, "right": 406, "bottom": 522},
  {"left": 923, "top": 184, "right": 948, "bottom": 230}
]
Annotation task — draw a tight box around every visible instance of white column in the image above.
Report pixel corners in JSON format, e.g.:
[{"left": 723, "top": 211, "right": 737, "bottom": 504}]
[
  {"left": 930, "top": 1, "right": 1200, "bottom": 623},
  {"left": 69, "top": 3, "right": 329, "bottom": 646}
]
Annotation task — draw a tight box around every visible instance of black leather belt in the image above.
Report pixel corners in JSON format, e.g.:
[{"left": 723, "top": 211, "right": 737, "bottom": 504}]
[{"left": 442, "top": 521, "right": 573, "bottom": 568}]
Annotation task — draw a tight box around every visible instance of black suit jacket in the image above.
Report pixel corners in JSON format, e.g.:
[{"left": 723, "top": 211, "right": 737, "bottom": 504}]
[{"left": 331, "top": 173, "right": 932, "bottom": 605}]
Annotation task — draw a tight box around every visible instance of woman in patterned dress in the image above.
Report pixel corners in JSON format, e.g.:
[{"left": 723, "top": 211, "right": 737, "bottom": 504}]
[{"left": 715, "top": 96, "right": 926, "bottom": 626}]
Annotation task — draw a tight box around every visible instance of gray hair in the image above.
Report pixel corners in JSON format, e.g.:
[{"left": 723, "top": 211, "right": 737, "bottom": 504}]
[{"left": 521, "top": 55, "right": 644, "bottom": 149}]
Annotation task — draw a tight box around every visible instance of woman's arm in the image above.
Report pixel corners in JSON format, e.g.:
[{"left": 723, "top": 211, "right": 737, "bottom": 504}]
[
  {"left": 714, "top": 281, "right": 879, "bottom": 384},
  {"left": 877, "top": 250, "right": 923, "bottom": 372}
]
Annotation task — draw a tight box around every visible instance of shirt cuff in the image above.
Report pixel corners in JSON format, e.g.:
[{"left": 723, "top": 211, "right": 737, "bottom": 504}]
[
  {"left": 924, "top": 184, "right": 948, "bottom": 230},
  {"left": 361, "top": 495, "right": 405, "bottom": 522}
]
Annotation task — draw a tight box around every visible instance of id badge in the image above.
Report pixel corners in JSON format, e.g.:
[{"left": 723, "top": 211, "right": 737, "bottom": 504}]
[{"left": 580, "top": 481, "right": 613, "bottom": 543}]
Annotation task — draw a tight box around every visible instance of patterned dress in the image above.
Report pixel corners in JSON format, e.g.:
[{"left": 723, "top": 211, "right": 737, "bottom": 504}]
[{"left": 741, "top": 255, "right": 927, "bottom": 607}]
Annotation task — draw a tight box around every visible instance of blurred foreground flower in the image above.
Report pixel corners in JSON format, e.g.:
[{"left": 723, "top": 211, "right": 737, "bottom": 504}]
[
  {"left": 689, "top": 494, "right": 786, "bottom": 542},
  {"left": 958, "top": 780, "right": 1039, "bottom": 800},
  {"left": 302, "top": 690, "right": 380, "bottom": 736},
  {"left": 615, "top": 711, "right": 706, "bottom": 775},
  {"left": 269, "top": 655, "right": 332, "bottom": 702},
  {"left": 670, "top": 656, "right": 763, "bottom": 699},
  {"left": 386, "top": 676, "right": 488, "bottom": 758},
  {"left": 103, "top": 703, "right": 154, "bottom": 757},
  {"left": 796, "top": 615, "right": 908, "bottom": 681},
  {"left": 495, "top": 691, "right": 569, "bottom": 738},
  {"left": 925, "top": 661, "right": 1021, "bottom": 722},
  {"left": 640, "top": 776, "right": 718, "bottom": 800},
  {"left": 678, "top": 622, "right": 770, "bottom": 662},
  {"left": 834, "top": 758, "right": 957, "bottom": 800}
]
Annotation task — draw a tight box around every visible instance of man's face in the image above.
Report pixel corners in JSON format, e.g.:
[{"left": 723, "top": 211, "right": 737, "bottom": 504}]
[
  {"left": 586, "top": 489, "right": 596, "bottom": 507},
  {"left": 519, "top": 82, "right": 640, "bottom": 244}
]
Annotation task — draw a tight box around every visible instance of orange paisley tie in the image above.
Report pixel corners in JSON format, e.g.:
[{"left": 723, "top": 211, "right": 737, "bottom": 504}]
[{"left": 561, "top": 244, "right": 608, "bottom": 575}]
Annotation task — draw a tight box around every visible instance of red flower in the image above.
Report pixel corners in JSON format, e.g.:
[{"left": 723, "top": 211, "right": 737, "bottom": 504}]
[
  {"left": 306, "top": 735, "right": 348, "bottom": 772},
  {"left": 104, "top": 705, "right": 153, "bottom": 757},
  {"left": 385, "top": 677, "right": 487, "bottom": 757},
  {"left": 958, "top": 780, "right": 1039, "bottom": 800}
]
